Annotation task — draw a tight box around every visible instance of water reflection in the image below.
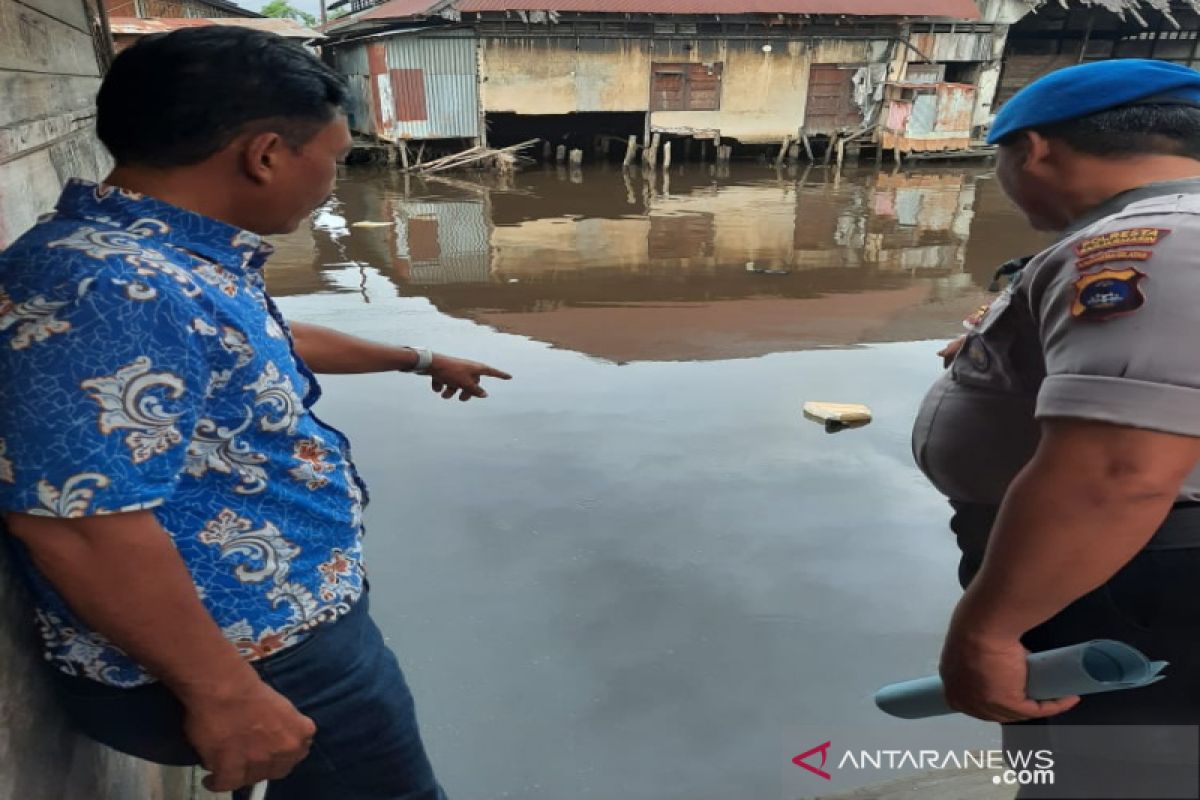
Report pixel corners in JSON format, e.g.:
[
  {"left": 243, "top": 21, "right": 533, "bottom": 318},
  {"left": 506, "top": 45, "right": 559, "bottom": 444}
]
[
  {"left": 263, "top": 164, "right": 1052, "bottom": 800},
  {"left": 266, "top": 165, "right": 1044, "bottom": 362}
]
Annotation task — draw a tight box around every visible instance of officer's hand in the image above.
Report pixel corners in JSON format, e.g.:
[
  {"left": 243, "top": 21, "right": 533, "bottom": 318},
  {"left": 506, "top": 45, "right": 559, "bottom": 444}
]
[
  {"left": 938, "top": 336, "right": 966, "bottom": 368},
  {"left": 939, "top": 627, "right": 1079, "bottom": 723},
  {"left": 428, "top": 354, "right": 512, "bottom": 401},
  {"left": 182, "top": 671, "right": 316, "bottom": 792}
]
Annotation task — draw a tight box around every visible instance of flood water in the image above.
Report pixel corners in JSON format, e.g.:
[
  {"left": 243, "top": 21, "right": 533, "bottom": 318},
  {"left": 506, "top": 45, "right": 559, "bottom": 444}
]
[{"left": 265, "top": 163, "right": 1047, "bottom": 800}]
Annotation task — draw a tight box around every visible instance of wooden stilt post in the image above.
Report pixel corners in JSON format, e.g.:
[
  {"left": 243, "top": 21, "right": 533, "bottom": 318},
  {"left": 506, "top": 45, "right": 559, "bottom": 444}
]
[
  {"left": 569, "top": 148, "right": 584, "bottom": 166},
  {"left": 646, "top": 132, "right": 661, "bottom": 168},
  {"left": 399, "top": 142, "right": 410, "bottom": 171},
  {"left": 775, "top": 135, "right": 792, "bottom": 168},
  {"left": 820, "top": 134, "right": 840, "bottom": 165},
  {"left": 801, "top": 131, "right": 814, "bottom": 162},
  {"left": 415, "top": 141, "right": 426, "bottom": 167},
  {"left": 663, "top": 141, "right": 672, "bottom": 170},
  {"left": 788, "top": 143, "right": 800, "bottom": 161},
  {"left": 700, "top": 140, "right": 709, "bottom": 162},
  {"left": 556, "top": 144, "right": 567, "bottom": 163},
  {"left": 835, "top": 138, "right": 845, "bottom": 170},
  {"left": 624, "top": 135, "right": 638, "bottom": 167}
]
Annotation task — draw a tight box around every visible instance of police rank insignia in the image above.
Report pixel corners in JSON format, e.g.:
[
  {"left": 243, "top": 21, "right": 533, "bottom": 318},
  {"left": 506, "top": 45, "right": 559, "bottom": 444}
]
[
  {"left": 1071, "top": 268, "right": 1146, "bottom": 320},
  {"left": 1075, "top": 228, "right": 1169, "bottom": 257}
]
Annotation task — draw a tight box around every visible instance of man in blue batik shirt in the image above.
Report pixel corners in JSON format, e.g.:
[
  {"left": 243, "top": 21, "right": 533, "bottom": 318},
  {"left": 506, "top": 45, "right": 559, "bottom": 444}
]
[{"left": 0, "top": 27, "right": 509, "bottom": 799}]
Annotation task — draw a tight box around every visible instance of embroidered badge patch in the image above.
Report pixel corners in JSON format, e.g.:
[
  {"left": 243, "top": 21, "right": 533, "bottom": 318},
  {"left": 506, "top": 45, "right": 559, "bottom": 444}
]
[
  {"left": 1075, "top": 228, "right": 1169, "bottom": 257},
  {"left": 1075, "top": 249, "right": 1154, "bottom": 272},
  {"left": 1071, "top": 268, "right": 1146, "bottom": 320}
]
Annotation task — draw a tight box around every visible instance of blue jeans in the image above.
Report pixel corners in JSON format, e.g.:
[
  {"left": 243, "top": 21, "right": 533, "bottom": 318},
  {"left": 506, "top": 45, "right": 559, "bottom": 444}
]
[{"left": 47, "top": 595, "right": 448, "bottom": 800}]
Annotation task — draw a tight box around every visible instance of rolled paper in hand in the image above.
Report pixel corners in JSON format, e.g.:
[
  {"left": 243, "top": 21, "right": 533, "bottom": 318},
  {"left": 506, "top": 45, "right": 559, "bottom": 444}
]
[{"left": 875, "top": 640, "right": 1169, "bottom": 720}]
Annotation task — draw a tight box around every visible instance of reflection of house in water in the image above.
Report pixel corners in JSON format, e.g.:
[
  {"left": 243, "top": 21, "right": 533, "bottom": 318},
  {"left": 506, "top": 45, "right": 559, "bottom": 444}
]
[
  {"left": 394, "top": 201, "right": 491, "bottom": 284},
  {"left": 263, "top": 168, "right": 1029, "bottom": 362}
]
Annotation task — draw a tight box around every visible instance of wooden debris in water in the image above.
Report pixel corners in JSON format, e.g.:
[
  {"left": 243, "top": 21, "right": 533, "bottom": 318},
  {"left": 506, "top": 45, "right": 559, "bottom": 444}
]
[
  {"left": 350, "top": 221, "right": 394, "bottom": 228},
  {"left": 408, "top": 139, "right": 540, "bottom": 175}
]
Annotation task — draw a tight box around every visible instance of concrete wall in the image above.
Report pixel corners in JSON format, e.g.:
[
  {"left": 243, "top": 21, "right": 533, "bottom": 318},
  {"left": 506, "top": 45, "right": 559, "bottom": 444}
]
[
  {"left": 479, "top": 36, "right": 892, "bottom": 143},
  {"left": 481, "top": 37, "right": 651, "bottom": 114}
]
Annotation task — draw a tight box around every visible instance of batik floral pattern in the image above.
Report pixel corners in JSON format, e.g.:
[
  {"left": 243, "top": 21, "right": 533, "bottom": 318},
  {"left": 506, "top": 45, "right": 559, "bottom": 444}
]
[
  {"left": 0, "top": 278, "right": 93, "bottom": 350},
  {"left": 81, "top": 357, "right": 187, "bottom": 464},
  {"left": 0, "top": 180, "right": 367, "bottom": 686},
  {"left": 290, "top": 437, "right": 336, "bottom": 490}
]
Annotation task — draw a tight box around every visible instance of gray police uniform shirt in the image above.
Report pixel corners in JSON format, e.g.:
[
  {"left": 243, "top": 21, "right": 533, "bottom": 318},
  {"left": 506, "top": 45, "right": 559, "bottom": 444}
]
[{"left": 913, "top": 178, "right": 1200, "bottom": 506}]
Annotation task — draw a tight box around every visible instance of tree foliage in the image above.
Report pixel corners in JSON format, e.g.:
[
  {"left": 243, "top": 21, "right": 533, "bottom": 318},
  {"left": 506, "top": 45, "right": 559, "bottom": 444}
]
[{"left": 261, "top": 0, "right": 318, "bottom": 28}]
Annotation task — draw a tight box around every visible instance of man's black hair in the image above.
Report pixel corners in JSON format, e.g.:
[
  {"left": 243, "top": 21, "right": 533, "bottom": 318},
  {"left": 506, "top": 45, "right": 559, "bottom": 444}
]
[
  {"left": 999, "top": 103, "right": 1200, "bottom": 160},
  {"left": 97, "top": 26, "right": 348, "bottom": 167}
]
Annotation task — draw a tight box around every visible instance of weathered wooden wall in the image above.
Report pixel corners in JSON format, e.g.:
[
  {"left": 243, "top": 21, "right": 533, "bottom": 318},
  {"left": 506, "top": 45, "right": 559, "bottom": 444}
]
[{"left": 0, "top": 0, "right": 114, "bottom": 247}]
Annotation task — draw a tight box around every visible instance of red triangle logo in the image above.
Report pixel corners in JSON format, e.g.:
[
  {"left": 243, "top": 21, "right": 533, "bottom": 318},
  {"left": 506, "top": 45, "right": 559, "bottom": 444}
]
[{"left": 792, "top": 741, "right": 833, "bottom": 780}]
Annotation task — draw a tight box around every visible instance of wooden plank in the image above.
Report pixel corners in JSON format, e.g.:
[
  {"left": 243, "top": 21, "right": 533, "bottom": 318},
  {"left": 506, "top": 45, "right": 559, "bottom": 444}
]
[
  {"left": 0, "top": 72, "right": 99, "bottom": 129},
  {"left": 0, "top": 0, "right": 101, "bottom": 77},
  {"left": 0, "top": 108, "right": 94, "bottom": 164},
  {"left": 0, "top": 147, "right": 69, "bottom": 246},
  {"left": 13, "top": 0, "right": 89, "bottom": 35}
]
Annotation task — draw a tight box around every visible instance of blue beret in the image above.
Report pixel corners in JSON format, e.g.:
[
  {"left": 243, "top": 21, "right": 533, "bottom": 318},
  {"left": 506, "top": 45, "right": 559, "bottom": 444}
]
[{"left": 987, "top": 59, "right": 1200, "bottom": 144}]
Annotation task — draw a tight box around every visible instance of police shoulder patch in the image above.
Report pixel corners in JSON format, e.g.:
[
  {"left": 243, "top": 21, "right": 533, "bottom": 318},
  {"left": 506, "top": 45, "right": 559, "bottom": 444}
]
[
  {"left": 1071, "top": 268, "right": 1146, "bottom": 321},
  {"left": 1075, "top": 228, "right": 1169, "bottom": 257}
]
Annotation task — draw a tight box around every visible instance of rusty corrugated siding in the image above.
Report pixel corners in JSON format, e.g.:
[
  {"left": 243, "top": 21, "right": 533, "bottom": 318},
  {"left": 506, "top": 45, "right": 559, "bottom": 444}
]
[
  {"left": 934, "top": 83, "right": 974, "bottom": 134},
  {"left": 458, "top": 0, "right": 978, "bottom": 17},
  {"left": 334, "top": 42, "right": 375, "bottom": 136},
  {"left": 348, "top": 0, "right": 978, "bottom": 21},
  {"left": 382, "top": 36, "right": 480, "bottom": 139},
  {"left": 107, "top": 16, "right": 320, "bottom": 37},
  {"left": 391, "top": 69, "right": 428, "bottom": 121},
  {"left": 334, "top": 35, "right": 480, "bottom": 140}
]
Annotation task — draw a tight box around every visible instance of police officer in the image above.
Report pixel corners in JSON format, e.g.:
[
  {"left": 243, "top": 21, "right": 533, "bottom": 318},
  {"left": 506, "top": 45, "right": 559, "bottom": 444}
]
[{"left": 914, "top": 59, "right": 1200, "bottom": 795}]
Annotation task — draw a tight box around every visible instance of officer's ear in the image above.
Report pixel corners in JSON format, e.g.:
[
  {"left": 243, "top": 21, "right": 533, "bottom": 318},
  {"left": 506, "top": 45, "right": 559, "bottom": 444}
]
[{"left": 1018, "top": 131, "right": 1056, "bottom": 175}]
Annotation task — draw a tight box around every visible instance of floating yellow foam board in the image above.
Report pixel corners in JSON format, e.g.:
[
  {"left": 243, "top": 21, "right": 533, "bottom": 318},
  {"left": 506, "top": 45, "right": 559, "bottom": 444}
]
[
  {"left": 802, "top": 402, "right": 873, "bottom": 424},
  {"left": 351, "top": 220, "right": 394, "bottom": 228}
]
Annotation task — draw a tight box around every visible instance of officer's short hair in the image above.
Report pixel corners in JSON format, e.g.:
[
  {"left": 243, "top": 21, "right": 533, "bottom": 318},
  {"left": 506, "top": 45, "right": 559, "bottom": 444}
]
[
  {"left": 999, "top": 104, "right": 1200, "bottom": 161},
  {"left": 98, "top": 26, "right": 348, "bottom": 168}
]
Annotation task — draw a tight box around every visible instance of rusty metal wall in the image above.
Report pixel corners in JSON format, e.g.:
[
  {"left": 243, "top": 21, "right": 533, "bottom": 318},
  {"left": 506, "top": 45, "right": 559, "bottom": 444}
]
[
  {"left": 934, "top": 83, "right": 974, "bottom": 134},
  {"left": 333, "top": 35, "right": 480, "bottom": 141},
  {"left": 384, "top": 36, "right": 479, "bottom": 140},
  {"left": 333, "top": 43, "right": 375, "bottom": 136}
]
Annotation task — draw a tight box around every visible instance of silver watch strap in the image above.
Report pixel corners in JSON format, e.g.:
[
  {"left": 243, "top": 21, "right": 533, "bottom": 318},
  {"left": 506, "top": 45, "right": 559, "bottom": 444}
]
[{"left": 409, "top": 347, "right": 434, "bottom": 374}]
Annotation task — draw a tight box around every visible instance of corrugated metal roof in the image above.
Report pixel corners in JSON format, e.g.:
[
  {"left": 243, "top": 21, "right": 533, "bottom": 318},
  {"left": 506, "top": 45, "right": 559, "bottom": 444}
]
[
  {"left": 356, "top": 0, "right": 445, "bottom": 21},
  {"left": 108, "top": 16, "right": 323, "bottom": 38},
  {"left": 342, "top": 0, "right": 976, "bottom": 19},
  {"left": 459, "top": 0, "right": 977, "bottom": 16}
]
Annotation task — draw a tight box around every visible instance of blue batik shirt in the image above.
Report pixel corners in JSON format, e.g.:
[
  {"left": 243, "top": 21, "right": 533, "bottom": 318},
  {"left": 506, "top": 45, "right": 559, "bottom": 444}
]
[{"left": 0, "top": 180, "right": 367, "bottom": 687}]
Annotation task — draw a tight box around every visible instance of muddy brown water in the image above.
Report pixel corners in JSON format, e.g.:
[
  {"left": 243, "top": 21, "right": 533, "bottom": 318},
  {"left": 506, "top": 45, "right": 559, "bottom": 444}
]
[{"left": 264, "top": 163, "right": 1046, "bottom": 799}]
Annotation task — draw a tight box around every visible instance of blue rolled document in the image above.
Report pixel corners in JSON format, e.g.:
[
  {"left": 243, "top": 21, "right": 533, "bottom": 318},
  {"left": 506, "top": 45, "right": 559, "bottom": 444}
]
[{"left": 875, "top": 640, "right": 1169, "bottom": 720}]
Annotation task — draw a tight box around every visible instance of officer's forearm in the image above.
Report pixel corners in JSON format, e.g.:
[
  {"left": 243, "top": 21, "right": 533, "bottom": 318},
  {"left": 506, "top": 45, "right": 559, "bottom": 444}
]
[
  {"left": 950, "top": 418, "right": 1200, "bottom": 640},
  {"left": 288, "top": 321, "right": 421, "bottom": 374},
  {"left": 4, "top": 510, "right": 261, "bottom": 703}
]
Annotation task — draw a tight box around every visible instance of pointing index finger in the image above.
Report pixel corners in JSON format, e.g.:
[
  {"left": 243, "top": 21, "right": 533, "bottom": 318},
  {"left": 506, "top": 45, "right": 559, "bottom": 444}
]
[{"left": 479, "top": 366, "right": 513, "bottom": 380}]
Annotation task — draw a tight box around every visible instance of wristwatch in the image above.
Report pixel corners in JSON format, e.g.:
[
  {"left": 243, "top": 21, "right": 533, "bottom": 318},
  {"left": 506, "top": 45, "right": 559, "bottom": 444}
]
[{"left": 404, "top": 347, "right": 434, "bottom": 374}]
